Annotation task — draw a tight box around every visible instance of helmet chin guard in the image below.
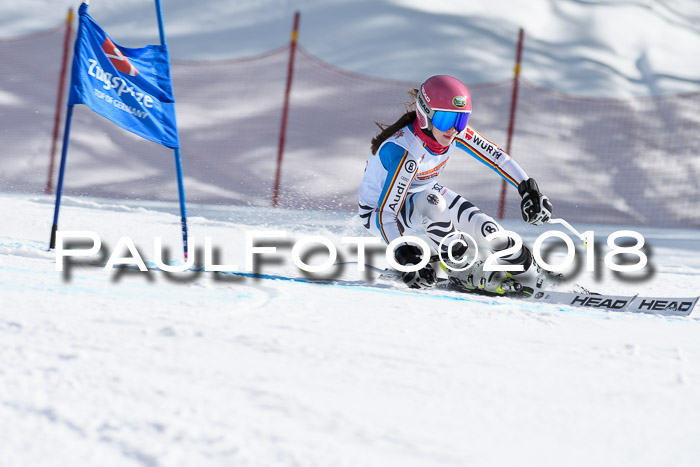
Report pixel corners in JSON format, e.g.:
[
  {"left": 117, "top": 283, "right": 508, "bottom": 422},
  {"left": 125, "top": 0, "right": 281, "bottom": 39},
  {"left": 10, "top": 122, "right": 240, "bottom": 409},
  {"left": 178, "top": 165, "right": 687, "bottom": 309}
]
[{"left": 415, "top": 75, "right": 472, "bottom": 131}]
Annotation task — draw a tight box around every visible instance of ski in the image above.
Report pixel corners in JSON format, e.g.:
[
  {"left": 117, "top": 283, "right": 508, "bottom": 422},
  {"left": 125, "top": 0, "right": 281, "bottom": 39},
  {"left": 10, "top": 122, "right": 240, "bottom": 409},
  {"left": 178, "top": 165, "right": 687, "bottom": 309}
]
[
  {"left": 202, "top": 267, "right": 698, "bottom": 317},
  {"left": 333, "top": 262, "right": 699, "bottom": 316},
  {"left": 4, "top": 240, "right": 697, "bottom": 317},
  {"left": 526, "top": 290, "right": 698, "bottom": 316}
]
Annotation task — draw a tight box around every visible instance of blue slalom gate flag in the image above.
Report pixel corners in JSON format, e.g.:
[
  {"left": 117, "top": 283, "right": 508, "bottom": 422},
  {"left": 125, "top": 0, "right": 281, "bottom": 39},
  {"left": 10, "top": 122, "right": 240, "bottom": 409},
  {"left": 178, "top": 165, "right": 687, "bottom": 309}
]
[{"left": 68, "top": 3, "right": 180, "bottom": 148}]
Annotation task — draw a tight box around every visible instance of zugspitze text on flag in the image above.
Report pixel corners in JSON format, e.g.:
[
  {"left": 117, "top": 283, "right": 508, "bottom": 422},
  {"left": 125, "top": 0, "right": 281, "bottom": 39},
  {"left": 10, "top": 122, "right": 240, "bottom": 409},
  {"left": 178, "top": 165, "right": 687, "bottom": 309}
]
[{"left": 68, "top": 3, "right": 180, "bottom": 149}]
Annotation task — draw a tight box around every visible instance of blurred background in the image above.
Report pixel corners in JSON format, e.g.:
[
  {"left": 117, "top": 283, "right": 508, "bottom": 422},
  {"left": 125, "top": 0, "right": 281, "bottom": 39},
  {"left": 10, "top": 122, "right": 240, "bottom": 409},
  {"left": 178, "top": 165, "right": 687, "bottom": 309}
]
[{"left": 1, "top": 0, "right": 699, "bottom": 227}]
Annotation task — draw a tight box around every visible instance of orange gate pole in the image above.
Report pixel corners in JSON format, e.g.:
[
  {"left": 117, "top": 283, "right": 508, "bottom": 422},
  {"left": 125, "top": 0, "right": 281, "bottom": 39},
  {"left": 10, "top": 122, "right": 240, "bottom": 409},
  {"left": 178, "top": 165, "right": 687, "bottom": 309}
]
[
  {"left": 46, "top": 8, "right": 74, "bottom": 194},
  {"left": 498, "top": 27, "right": 524, "bottom": 219},
  {"left": 272, "top": 11, "right": 300, "bottom": 207}
]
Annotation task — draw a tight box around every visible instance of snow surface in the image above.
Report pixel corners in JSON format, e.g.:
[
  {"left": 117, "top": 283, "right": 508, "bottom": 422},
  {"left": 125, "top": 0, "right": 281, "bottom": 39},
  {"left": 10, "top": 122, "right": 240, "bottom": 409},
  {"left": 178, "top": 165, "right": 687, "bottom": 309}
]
[
  {"left": 2, "top": 194, "right": 700, "bottom": 467},
  {"left": 2, "top": 0, "right": 700, "bottom": 466}
]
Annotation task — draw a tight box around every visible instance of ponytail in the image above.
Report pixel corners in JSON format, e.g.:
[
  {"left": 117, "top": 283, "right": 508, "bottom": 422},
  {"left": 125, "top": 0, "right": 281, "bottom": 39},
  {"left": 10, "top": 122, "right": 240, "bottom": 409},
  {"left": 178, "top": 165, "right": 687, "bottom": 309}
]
[{"left": 370, "top": 88, "right": 419, "bottom": 155}]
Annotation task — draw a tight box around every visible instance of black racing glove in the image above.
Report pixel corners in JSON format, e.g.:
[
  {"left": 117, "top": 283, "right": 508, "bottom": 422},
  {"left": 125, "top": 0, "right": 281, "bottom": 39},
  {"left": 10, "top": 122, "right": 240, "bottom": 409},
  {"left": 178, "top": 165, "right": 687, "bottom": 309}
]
[
  {"left": 518, "top": 178, "right": 553, "bottom": 225},
  {"left": 394, "top": 244, "right": 437, "bottom": 289}
]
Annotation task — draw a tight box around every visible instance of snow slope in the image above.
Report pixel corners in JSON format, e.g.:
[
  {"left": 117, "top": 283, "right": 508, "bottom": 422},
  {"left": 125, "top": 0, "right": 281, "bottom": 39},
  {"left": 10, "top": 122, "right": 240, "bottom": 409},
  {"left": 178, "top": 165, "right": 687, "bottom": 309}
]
[
  {"left": 2, "top": 0, "right": 700, "bottom": 97},
  {"left": 2, "top": 194, "right": 700, "bottom": 467}
]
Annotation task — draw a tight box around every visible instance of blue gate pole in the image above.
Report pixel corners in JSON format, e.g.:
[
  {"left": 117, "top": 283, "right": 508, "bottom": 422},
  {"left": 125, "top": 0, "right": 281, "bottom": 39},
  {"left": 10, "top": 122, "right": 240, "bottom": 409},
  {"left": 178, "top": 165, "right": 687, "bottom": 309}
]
[
  {"left": 154, "top": 0, "right": 189, "bottom": 260},
  {"left": 49, "top": 104, "right": 75, "bottom": 250}
]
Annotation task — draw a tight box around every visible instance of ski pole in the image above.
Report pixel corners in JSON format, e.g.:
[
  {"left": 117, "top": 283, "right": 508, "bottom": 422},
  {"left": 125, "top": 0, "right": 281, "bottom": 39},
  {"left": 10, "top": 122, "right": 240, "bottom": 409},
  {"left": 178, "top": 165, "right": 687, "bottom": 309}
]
[{"left": 548, "top": 217, "right": 588, "bottom": 247}]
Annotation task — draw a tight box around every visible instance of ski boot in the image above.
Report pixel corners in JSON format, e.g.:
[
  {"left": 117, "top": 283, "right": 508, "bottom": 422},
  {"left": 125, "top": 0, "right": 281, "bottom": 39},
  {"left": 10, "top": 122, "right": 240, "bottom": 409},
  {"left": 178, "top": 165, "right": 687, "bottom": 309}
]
[
  {"left": 505, "top": 259, "right": 565, "bottom": 296},
  {"left": 443, "top": 259, "right": 523, "bottom": 295}
]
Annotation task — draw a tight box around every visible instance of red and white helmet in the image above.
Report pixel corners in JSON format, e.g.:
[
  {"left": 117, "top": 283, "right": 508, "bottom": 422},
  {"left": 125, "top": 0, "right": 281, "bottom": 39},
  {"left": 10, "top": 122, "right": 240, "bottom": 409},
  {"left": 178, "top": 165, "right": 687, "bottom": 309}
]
[{"left": 415, "top": 75, "right": 472, "bottom": 132}]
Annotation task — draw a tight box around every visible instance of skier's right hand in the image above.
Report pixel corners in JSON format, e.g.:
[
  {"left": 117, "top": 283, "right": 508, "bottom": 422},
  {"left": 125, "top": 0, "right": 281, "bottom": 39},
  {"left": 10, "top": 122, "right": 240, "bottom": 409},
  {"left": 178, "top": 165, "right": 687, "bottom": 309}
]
[
  {"left": 518, "top": 178, "right": 553, "bottom": 225},
  {"left": 394, "top": 244, "right": 437, "bottom": 289}
]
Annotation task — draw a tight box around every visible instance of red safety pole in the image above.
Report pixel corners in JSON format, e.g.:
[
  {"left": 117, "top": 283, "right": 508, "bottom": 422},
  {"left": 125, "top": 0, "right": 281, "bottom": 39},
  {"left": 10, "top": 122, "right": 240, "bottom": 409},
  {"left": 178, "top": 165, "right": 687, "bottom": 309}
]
[
  {"left": 46, "top": 8, "right": 74, "bottom": 194},
  {"left": 272, "top": 11, "right": 300, "bottom": 207},
  {"left": 498, "top": 27, "right": 524, "bottom": 219}
]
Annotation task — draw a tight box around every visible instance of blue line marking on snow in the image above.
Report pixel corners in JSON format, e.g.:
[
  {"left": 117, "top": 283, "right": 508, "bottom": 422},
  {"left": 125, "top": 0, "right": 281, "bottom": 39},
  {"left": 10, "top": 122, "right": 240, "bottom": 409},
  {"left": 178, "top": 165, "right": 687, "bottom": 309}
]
[
  {"left": 203, "top": 268, "right": 696, "bottom": 322},
  {"left": 1, "top": 239, "right": 695, "bottom": 322}
]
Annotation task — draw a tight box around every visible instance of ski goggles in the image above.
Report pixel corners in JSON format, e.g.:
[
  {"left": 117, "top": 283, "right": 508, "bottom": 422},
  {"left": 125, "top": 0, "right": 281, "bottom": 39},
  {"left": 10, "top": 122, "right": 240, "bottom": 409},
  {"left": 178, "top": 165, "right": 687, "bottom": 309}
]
[{"left": 431, "top": 110, "right": 470, "bottom": 132}]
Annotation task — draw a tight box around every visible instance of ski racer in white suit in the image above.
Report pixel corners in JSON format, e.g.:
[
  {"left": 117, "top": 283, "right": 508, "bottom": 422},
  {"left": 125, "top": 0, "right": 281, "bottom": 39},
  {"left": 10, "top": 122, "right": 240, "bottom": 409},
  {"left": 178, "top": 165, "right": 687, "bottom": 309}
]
[{"left": 358, "top": 75, "right": 554, "bottom": 293}]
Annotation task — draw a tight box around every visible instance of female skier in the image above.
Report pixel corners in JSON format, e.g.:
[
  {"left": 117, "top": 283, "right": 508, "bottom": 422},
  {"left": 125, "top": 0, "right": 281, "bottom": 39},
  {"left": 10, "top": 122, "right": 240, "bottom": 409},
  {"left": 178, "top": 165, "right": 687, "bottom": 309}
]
[{"left": 358, "top": 75, "right": 554, "bottom": 293}]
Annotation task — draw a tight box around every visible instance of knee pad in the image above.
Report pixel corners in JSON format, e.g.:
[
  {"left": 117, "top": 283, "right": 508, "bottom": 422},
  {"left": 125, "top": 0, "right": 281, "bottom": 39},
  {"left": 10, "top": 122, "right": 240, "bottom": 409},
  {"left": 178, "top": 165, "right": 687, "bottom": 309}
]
[
  {"left": 412, "top": 191, "right": 448, "bottom": 222},
  {"left": 470, "top": 214, "right": 530, "bottom": 266},
  {"left": 463, "top": 211, "right": 507, "bottom": 250}
]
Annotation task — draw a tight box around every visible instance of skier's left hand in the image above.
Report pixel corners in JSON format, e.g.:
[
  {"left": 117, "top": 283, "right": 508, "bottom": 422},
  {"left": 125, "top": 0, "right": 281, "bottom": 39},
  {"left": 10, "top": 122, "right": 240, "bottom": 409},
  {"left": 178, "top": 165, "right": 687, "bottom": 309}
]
[
  {"left": 394, "top": 244, "right": 437, "bottom": 289},
  {"left": 518, "top": 178, "right": 553, "bottom": 225}
]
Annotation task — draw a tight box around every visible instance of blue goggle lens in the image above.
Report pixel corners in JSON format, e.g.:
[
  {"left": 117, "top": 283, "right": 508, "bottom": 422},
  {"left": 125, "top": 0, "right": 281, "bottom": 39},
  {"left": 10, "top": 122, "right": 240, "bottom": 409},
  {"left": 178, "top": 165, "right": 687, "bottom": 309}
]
[{"left": 431, "top": 111, "right": 470, "bottom": 132}]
